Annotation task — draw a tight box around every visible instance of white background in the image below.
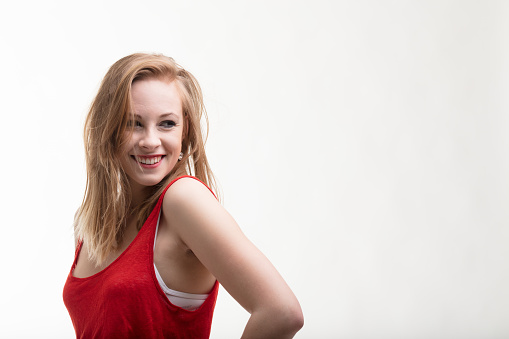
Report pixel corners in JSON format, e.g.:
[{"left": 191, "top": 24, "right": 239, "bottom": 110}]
[{"left": 0, "top": 1, "right": 508, "bottom": 338}]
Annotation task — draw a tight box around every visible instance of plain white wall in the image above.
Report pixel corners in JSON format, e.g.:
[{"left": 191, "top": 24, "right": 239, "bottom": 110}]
[{"left": 0, "top": 1, "right": 508, "bottom": 338}]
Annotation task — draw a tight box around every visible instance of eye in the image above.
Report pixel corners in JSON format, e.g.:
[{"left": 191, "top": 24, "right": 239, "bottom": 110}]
[
  {"left": 160, "top": 120, "right": 176, "bottom": 128},
  {"left": 127, "top": 120, "right": 142, "bottom": 128}
]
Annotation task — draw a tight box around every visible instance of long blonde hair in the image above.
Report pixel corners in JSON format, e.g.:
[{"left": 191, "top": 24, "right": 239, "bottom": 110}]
[{"left": 75, "top": 53, "right": 217, "bottom": 265}]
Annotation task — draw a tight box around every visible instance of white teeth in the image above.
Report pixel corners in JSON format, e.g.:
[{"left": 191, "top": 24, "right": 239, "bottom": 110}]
[{"left": 135, "top": 156, "right": 162, "bottom": 164}]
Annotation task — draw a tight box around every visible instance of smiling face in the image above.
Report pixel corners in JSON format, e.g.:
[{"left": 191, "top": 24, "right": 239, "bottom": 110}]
[{"left": 119, "top": 78, "right": 185, "bottom": 194}]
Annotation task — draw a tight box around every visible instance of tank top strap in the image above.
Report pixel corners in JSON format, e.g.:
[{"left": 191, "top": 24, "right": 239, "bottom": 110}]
[{"left": 71, "top": 241, "right": 83, "bottom": 272}]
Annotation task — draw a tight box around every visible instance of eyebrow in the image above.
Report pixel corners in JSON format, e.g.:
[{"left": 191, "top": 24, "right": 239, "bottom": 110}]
[{"left": 133, "top": 113, "right": 179, "bottom": 120}]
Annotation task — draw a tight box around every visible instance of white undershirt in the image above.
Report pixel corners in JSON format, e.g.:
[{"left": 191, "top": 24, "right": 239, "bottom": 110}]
[{"left": 153, "top": 212, "right": 209, "bottom": 311}]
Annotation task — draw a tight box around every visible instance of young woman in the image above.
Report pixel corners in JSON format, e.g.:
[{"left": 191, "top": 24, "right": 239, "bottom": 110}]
[{"left": 63, "top": 53, "right": 303, "bottom": 338}]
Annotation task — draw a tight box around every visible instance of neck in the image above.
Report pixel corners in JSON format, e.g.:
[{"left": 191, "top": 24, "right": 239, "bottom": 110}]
[{"left": 128, "top": 180, "right": 150, "bottom": 208}]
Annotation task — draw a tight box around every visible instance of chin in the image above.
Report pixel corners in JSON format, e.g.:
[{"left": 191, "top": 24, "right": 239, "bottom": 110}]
[{"left": 129, "top": 175, "right": 167, "bottom": 188}]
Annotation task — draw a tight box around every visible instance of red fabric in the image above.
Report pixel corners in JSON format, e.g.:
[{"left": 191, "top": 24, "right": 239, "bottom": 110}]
[{"left": 63, "top": 176, "right": 219, "bottom": 339}]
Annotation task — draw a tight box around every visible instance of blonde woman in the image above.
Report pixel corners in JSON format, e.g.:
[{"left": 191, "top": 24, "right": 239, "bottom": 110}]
[{"left": 63, "top": 53, "right": 303, "bottom": 338}]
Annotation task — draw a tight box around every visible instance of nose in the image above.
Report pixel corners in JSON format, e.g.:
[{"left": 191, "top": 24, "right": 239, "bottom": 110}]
[{"left": 138, "top": 128, "right": 161, "bottom": 151}]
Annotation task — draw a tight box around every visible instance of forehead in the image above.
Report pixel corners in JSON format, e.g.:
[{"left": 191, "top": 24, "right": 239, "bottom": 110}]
[{"left": 130, "top": 78, "right": 183, "bottom": 117}]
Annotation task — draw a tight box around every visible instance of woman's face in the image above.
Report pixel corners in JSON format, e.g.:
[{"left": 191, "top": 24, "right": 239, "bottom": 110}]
[{"left": 120, "top": 78, "right": 184, "bottom": 190}]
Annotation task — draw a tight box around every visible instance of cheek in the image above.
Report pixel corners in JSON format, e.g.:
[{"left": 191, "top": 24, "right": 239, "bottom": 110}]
[
  {"left": 118, "top": 137, "right": 136, "bottom": 167},
  {"left": 120, "top": 133, "right": 137, "bottom": 152},
  {"left": 167, "top": 132, "right": 184, "bottom": 149}
]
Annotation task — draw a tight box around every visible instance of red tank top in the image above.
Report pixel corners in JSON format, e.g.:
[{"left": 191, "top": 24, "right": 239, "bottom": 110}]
[{"left": 63, "top": 176, "right": 219, "bottom": 339}]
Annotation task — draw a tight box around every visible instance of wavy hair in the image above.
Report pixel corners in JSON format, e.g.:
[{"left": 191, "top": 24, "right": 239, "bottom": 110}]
[{"left": 75, "top": 53, "right": 217, "bottom": 266}]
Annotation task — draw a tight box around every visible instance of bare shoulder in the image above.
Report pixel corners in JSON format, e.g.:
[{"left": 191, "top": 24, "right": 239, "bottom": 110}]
[
  {"left": 161, "top": 176, "right": 222, "bottom": 232},
  {"left": 163, "top": 177, "right": 217, "bottom": 208}
]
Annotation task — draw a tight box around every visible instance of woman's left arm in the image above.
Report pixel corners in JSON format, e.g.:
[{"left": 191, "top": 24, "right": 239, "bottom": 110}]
[{"left": 163, "top": 178, "right": 304, "bottom": 338}]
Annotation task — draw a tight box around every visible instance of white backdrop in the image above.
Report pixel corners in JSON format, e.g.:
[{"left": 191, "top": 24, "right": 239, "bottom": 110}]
[{"left": 0, "top": 1, "right": 508, "bottom": 338}]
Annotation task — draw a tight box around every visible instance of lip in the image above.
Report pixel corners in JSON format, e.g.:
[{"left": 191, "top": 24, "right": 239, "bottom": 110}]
[{"left": 131, "top": 154, "right": 165, "bottom": 169}]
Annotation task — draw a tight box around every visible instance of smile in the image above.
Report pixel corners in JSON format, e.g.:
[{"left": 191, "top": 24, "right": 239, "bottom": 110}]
[{"left": 132, "top": 155, "right": 164, "bottom": 165}]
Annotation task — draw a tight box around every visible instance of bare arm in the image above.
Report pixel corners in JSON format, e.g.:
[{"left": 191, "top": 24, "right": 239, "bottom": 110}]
[{"left": 162, "top": 178, "right": 304, "bottom": 338}]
